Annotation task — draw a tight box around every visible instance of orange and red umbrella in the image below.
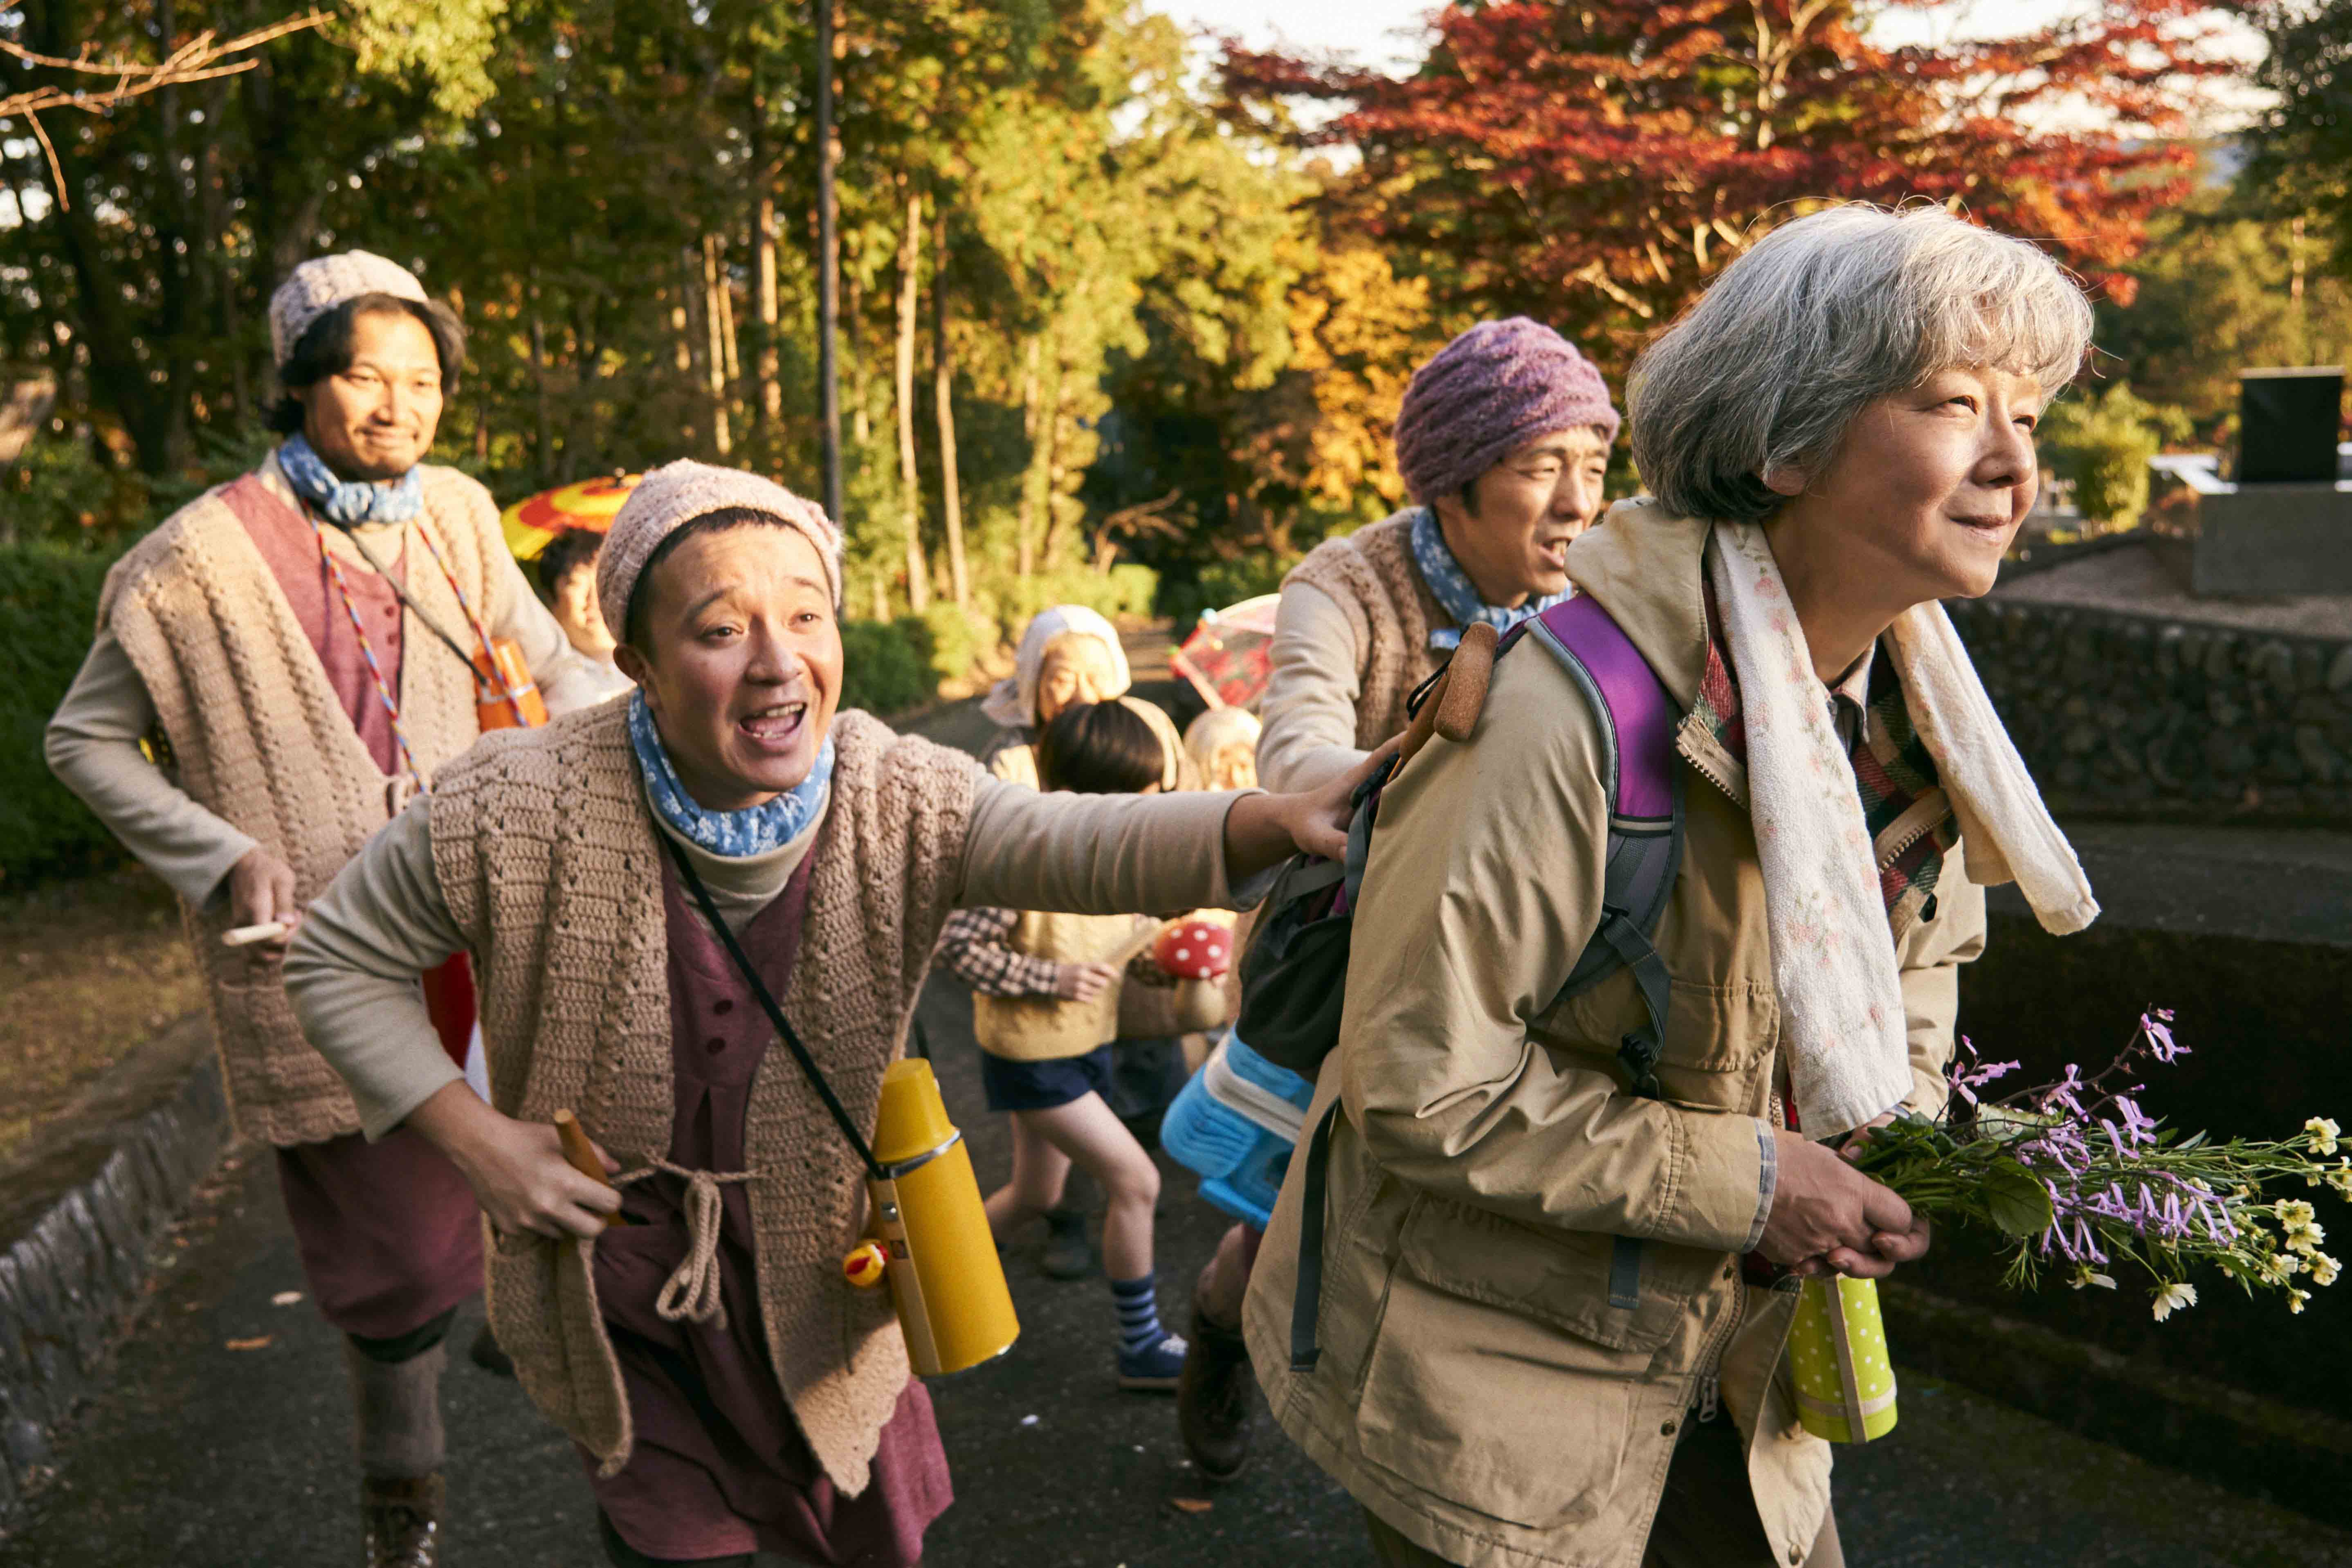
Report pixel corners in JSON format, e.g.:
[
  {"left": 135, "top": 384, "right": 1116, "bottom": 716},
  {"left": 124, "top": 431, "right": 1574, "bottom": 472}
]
[{"left": 499, "top": 473, "right": 641, "bottom": 561}]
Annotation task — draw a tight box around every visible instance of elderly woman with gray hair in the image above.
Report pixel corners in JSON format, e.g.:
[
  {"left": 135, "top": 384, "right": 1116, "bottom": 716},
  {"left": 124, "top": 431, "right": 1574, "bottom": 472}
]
[{"left": 1244, "top": 204, "right": 2102, "bottom": 1568}]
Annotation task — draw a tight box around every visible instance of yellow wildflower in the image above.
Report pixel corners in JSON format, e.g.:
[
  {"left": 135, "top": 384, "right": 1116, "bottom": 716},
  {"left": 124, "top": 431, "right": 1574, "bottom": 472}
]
[
  {"left": 2289, "top": 1220, "right": 2328, "bottom": 1256},
  {"left": 2152, "top": 1282, "right": 2198, "bottom": 1321},
  {"left": 2278, "top": 1200, "right": 2317, "bottom": 1227},
  {"left": 2308, "top": 1118, "right": 2342, "bottom": 1157},
  {"left": 2289, "top": 1289, "right": 2312, "bottom": 1315},
  {"left": 2330, "top": 1161, "right": 2352, "bottom": 1200},
  {"left": 2312, "top": 1253, "right": 2342, "bottom": 1288}
]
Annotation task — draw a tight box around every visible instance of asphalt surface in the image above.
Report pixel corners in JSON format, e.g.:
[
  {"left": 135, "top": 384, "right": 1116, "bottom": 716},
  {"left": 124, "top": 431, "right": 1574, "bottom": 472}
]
[{"left": 6, "top": 686, "right": 2351, "bottom": 1566}]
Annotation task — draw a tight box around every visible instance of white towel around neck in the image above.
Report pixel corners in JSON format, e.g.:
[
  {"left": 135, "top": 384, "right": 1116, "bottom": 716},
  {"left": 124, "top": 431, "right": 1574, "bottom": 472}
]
[{"left": 1707, "top": 520, "right": 2098, "bottom": 1138}]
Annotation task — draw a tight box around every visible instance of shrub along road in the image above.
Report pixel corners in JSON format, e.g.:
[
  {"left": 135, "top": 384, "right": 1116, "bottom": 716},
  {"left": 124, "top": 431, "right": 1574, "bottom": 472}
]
[{"left": 0, "top": 695, "right": 2343, "bottom": 1567}]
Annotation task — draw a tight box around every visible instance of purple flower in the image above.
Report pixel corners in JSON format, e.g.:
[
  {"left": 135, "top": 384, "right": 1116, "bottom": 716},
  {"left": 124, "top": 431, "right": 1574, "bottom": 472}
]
[
  {"left": 2042, "top": 1065, "right": 2089, "bottom": 1119},
  {"left": 2116, "top": 1097, "right": 2159, "bottom": 1148},
  {"left": 2142, "top": 1014, "right": 2186, "bottom": 1063}
]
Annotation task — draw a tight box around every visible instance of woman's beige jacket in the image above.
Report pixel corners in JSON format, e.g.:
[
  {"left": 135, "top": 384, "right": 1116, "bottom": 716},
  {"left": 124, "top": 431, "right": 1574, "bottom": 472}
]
[{"left": 1244, "top": 509, "right": 1986, "bottom": 1568}]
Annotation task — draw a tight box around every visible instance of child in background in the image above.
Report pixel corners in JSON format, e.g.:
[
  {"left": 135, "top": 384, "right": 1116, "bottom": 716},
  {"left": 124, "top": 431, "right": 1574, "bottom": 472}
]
[
  {"left": 535, "top": 528, "right": 635, "bottom": 698},
  {"left": 937, "top": 701, "right": 1191, "bottom": 1391},
  {"left": 1182, "top": 706, "right": 1261, "bottom": 793}
]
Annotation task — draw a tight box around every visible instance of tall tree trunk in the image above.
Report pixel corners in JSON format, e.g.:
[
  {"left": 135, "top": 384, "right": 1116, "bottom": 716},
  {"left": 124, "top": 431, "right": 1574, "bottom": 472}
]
[
  {"left": 932, "top": 208, "right": 968, "bottom": 609},
  {"left": 528, "top": 281, "right": 553, "bottom": 484},
  {"left": 846, "top": 267, "right": 871, "bottom": 449},
  {"left": 816, "top": 0, "right": 843, "bottom": 524},
  {"left": 1015, "top": 334, "right": 1043, "bottom": 579},
  {"left": 894, "top": 185, "right": 928, "bottom": 615},
  {"left": 711, "top": 235, "right": 741, "bottom": 386},
  {"left": 756, "top": 191, "right": 782, "bottom": 431},
  {"left": 701, "top": 236, "right": 734, "bottom": 456}
]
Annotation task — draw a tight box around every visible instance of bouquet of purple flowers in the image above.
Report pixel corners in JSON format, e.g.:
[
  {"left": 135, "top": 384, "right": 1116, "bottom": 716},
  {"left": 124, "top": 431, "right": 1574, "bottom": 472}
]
[{"left": 1849, "top": 1010, "right": 2348, "bottom": 1320}]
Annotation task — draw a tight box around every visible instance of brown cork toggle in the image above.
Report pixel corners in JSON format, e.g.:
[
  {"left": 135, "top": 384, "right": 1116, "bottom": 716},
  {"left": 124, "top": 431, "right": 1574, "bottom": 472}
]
[
  {"left": 1399, "top": 620, "right": 1498, "bottom": 766},
  {"left": 554, "top": 1108, "right": 631, "bottom": 1227}
]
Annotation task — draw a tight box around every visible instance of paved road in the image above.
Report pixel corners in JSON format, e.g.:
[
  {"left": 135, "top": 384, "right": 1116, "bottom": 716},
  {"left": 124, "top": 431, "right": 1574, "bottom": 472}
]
[{"left": 5, "top": 692, "right": 2349, "bottom": 1566}]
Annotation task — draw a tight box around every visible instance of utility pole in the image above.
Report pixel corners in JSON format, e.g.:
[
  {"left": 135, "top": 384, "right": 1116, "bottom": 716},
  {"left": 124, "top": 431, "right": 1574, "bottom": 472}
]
[{"left": 816, "top": 0, "right": 843, "bottom": 526}]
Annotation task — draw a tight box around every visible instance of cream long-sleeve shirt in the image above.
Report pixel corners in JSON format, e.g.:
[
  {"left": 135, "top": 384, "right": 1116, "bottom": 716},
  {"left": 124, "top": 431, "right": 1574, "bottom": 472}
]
[
  {"left": 288, "top": 775, "right": 1270, "bottom": 1139},
  {"left": 1254, "top": 581, "right": 1382, "bottom": 795},
  {"left": 43, "top": 470, "right": 616, "bottom": 906}
]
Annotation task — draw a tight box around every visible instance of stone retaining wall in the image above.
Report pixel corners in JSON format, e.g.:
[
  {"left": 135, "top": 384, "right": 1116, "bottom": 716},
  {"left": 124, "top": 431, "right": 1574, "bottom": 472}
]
[
  {"left": 0, "top": 1052, "right": 226, "bottom": 1519},
  {"left": 1947, "top": 596, "right": 2352, "bottom": 824}
]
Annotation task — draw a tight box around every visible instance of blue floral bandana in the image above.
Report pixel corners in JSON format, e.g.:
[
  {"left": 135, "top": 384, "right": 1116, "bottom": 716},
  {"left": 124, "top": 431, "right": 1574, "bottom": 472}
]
[
  {"left": 276, "top": 432, "right": 425, "bottom": 526},
  {"left": 627, "top": 690, "right": 834, "bottom": 858},
  {"left": 1408, "top": 506, "right": 1575, "bottom": 651}
]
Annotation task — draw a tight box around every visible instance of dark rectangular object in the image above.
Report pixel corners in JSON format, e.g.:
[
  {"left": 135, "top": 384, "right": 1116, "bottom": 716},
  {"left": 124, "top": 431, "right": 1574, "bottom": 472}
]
[{"left": 2238, "top": 366, "right": 2343, "bottom": 484}]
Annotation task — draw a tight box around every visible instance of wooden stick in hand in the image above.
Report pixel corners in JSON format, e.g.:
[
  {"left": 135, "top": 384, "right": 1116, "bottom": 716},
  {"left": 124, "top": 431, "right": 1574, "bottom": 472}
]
[
  {"left": 222, "top": 921, "right": 290, "bottom": 947},
  {"left": 553, "top": 1108, "right": 630, "bottom": 1227}
]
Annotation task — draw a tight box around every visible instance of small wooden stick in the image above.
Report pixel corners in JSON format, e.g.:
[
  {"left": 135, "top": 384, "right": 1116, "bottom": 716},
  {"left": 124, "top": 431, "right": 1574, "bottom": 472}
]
[
  {"left": 222, "top": 921, "right": 289, "bottom": 947},
  {"left": 553, "top": 1109, "right": 630, "bottom": 1227}
]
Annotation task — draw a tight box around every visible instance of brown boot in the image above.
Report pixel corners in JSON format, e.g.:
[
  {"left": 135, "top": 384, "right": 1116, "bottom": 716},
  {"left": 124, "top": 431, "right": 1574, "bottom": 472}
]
[
  {"left": 361, "top": 1472, "right": 443, "bottom": 1568},
  {"left": 1177, "top": 1304, "right": 1255, "bottom": 1483}
]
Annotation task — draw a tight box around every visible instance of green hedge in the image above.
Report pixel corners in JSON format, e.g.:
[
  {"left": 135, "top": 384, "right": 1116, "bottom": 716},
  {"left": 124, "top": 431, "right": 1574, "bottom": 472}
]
[
  {"left": 0, "top": 541, "right": 132, "bottom": 884},
  {"left": 838, "top": 616, "right": 941, "bottom": 717}
]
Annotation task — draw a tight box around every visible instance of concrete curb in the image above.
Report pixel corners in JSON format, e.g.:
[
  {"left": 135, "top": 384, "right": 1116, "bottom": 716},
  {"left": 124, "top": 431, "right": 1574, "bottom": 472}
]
[{"left": 0, "top": 1026, "right": 227, "bottom": 1519}]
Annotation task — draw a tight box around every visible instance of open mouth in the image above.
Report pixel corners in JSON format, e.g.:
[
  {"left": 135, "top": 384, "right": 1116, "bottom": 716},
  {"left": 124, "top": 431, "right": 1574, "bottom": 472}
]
[{"left": 736, "top": 700, "right": 808, "bottom": 750}]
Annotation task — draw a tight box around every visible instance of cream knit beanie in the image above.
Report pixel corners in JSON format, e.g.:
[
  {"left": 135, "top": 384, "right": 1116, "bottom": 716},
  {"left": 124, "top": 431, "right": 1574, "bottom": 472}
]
[
  {"left": 269, "top": 250, "right": 429, "bottom": 367},
  {"left": 598, "top": 460, "right": 845, "bottom": 640}
]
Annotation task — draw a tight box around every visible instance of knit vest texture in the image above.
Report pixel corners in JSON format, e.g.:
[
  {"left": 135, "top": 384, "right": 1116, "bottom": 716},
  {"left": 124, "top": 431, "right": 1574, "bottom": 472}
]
[
  {"left": 428, "top": 701, "right": 980, "bottom": 1496},
  {"left": 973, "top": 910, "right": 1151, "bottom": 1062},
  {"left": 1282, "top": 509, "right": 1449, "bottom": 750},
  {"left": 99, "top": 461, "right": 499, "bottom": 1146}
]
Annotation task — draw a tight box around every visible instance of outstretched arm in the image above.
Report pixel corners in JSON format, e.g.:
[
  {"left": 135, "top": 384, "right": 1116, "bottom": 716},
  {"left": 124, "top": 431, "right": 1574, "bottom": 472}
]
[{"left": 953, "top": 748, "right": 1380, "bottom": 917}]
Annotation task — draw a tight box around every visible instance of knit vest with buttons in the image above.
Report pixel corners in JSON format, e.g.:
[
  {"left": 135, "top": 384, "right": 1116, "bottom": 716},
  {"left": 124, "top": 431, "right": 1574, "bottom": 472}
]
[
  {"left": 98, "top": 460, "right": 498, "bottom": 1146},
  {"left": 973, "top": 910, "right": 1151, "bottom": 1062},
  {"left": 427, "top": 701, "right": 979, "bottom": 1497},
  {"left": 1282, "top": 509, "right": 1449, "bottom": 751}
]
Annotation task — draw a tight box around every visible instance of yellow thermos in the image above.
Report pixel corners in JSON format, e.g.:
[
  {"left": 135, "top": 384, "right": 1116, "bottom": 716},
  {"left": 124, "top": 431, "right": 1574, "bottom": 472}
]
[{"left": 847, "top": 1058, "right": 1020, "bottom": 1376}]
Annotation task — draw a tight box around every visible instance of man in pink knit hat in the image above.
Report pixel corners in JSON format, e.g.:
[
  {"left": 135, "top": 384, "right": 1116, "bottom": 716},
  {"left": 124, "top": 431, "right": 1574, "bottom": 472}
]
[
  {"left": 46, "top": 249, "right": 611, "bottom": 1566},
  {"left": 1175, "top": 317, "right": 1621, "bottom": 1481}
]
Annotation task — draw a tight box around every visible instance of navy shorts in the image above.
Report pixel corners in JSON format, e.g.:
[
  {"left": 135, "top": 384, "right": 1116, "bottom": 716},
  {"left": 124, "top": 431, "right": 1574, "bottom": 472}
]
[{"left": 981, "top": 1044, "right": 1115, "bottom": 1113}]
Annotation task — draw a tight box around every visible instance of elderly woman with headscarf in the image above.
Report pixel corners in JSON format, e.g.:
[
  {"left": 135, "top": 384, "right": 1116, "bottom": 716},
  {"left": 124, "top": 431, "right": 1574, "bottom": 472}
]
[
  {"left": 282, "top": 461, "right": 1368, "bottom": 1568},
  {"left": 1244, "top": 206, "right": 2102, "bottom": 1568},
  {"left": 977, "top": 604, "right": 1193, "bottom": 791}
]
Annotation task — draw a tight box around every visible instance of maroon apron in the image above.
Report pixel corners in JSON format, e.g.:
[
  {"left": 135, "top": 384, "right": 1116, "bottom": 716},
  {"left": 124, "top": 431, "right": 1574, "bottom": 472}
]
[
  {"left": 221, "top": 475, "right": 485, "bottom": 1342},
  {"left": 586, "top": 851, "right": 951, "bottom": 1565}
]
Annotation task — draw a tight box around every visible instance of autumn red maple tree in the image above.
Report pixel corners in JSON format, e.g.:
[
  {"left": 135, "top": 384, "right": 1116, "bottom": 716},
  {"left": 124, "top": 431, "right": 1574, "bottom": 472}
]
[{"left": 1220, "top": 1, "right": 2254, "bottom": 371}]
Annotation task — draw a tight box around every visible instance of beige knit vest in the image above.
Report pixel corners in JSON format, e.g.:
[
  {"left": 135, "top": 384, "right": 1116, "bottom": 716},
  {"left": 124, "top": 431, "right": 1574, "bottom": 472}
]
[
  {"left": 973, "top": 910, "right": 1152, "bottom": 1062},
  {"left": 99, "top": 462, "right": 500, "bottom": 1146},
  {"left": 1282, "top": 509, "right": 1449, "bottom": 751},
  {"left": 429, "top": 702, "right": 980, "bottom": 1496}
]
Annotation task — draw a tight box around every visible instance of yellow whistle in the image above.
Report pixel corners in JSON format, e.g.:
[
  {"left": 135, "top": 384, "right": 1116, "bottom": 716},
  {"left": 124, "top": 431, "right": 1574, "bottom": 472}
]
[{"left": 855, "top": 1058, "right": 1020, "bottom": 1376}]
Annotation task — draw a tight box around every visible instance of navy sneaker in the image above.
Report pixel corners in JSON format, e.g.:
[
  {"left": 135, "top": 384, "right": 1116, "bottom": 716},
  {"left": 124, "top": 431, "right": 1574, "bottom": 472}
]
[{"left": 1117, "top": 1332, "right": 1189, "bottom": 1392}]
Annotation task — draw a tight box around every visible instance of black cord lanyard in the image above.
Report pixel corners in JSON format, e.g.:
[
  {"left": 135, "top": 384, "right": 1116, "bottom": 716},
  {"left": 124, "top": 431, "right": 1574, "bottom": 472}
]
[{"left": 656, "top": 828, "right": 886, "bottom": 1182}]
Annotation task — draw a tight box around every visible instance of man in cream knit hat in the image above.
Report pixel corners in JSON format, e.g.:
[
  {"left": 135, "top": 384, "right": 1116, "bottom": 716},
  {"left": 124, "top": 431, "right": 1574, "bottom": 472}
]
[{"left": 45, "top": 250, "right": 612, "bottom": 1567}]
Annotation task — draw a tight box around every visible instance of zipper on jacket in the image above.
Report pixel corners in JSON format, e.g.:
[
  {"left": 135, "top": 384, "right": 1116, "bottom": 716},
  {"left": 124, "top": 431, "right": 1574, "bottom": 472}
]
[{"left": 1696, "top": 1372, "right": 1721, "bottom": 1424}]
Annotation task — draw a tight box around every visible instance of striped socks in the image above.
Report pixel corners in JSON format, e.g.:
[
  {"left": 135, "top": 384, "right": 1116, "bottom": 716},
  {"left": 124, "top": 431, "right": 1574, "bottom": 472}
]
[{"left": 1110, "top": 1273, "right": 1166, "bottom": 1356}]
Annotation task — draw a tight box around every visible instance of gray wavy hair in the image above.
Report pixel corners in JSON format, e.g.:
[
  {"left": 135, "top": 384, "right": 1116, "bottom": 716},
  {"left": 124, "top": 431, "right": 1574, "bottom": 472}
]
[{"left": 1629, "top": 204, "right": 2094, "bottom": 523}]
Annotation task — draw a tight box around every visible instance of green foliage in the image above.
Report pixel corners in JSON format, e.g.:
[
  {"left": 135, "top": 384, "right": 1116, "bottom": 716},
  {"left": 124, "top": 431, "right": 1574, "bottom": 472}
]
[
  {"left": 917, "top": 602, "right": 989, "bottom": 687},
  {"left": 1000, "top": 565, "right": 1159, "bottom": 633},
  {"left": 1156, "top": 549, "right": 1295, "bottom": 627},
  {"left": 837, "top": 617, "right": 939, "bottom": 717},
  {"left": 2038, "top": 383, "right": 2194, "bottom": 528},
  {"left": 0, "top": 542, "right": 132, "bottom": 883},
  {"left": 2096, "top": 185, "right": 2352, "bottom": 431},
  {"left": 0, "top": 433, "right": 146, "bottom": 546}
]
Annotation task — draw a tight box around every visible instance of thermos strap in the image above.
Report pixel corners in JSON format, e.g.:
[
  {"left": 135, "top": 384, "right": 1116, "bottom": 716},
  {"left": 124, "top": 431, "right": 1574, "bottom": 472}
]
[{"left": 658, "top": 831, "right": 887, "bottom": 1182}]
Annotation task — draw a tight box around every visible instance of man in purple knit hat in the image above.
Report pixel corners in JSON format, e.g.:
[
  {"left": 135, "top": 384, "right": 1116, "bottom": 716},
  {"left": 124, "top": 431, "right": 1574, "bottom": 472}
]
[{"left": 1174, "top": 317, "right": 1620, "bottom": 1480}]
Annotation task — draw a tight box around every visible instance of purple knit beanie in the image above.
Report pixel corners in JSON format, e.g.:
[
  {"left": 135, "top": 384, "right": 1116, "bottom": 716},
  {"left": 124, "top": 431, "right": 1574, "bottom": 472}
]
[{"left": 1393, "top": 318, "right": 1620, "bottom": 506}]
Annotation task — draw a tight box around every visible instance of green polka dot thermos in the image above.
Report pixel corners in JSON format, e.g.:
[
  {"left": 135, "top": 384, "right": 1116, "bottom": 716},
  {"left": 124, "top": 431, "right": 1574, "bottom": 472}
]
[{"left": 1788, "top": 1275, "right": 1898, "bottom": 1442}]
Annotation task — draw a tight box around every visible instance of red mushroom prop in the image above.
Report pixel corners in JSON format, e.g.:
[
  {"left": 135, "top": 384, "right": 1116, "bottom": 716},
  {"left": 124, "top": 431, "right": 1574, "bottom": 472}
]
[{"left": 1154, "top": 917, "right": 1235, "bottom": 1033}]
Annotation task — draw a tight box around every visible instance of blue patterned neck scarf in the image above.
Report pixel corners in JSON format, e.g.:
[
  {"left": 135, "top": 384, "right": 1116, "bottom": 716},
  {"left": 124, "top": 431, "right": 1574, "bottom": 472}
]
[
  {"left": 276, "top": 432, "right": 425, "bottom": 526},
  {"left": 1408, "top": 506, "right": 1575, "bottom": 651},
  {"left": 627, "top": 690, "right": 834, "bottom": 858}
]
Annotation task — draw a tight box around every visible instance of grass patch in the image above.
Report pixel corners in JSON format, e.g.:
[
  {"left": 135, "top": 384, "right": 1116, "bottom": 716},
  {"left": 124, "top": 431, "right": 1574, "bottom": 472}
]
[{"left": 0, "top": 868, "right": 204, "bottom": 1162}]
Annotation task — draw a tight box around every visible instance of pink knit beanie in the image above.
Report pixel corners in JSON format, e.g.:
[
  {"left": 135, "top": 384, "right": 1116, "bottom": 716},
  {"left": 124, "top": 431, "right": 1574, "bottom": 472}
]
[
  {"left": 269, "top": 250, "right": 429, "bottom": 367},
  {"left": 1393, "top": 318, "right": 1620, "bottom": 506},
  {"left": 598, "top": 460, "right": 844, "bottom": 638}
]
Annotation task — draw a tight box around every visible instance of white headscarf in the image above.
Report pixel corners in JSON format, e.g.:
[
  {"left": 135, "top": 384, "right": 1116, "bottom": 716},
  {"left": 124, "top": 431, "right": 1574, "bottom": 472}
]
[{"left": 981, "top": 605, "right": 1131, "bottom": 730}]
